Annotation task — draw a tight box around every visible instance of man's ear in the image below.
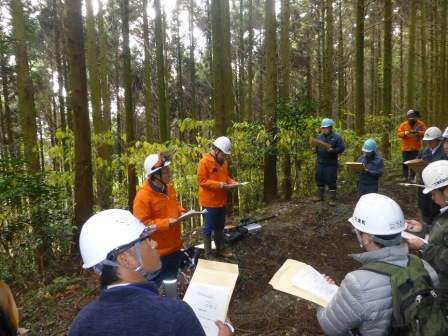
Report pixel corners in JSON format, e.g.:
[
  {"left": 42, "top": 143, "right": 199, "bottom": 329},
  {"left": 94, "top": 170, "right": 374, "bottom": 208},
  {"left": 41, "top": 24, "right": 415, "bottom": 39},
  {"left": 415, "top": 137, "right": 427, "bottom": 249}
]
[
  {"left": 116, "top": 252, "right": 132, "bottom": 268},
  {"left": 361, "top": 232, "right": 373, "bottom": 245}
]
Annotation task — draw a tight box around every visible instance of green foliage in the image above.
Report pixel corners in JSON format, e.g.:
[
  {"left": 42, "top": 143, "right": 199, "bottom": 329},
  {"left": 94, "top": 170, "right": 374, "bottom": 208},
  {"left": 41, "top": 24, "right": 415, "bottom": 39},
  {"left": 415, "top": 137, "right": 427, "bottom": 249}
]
[
  {"left": 0, "top": 158, "right": 73, "bottom": 283},
  {"left": 46, "top": 275, "right": 81, "bottom": 295}
]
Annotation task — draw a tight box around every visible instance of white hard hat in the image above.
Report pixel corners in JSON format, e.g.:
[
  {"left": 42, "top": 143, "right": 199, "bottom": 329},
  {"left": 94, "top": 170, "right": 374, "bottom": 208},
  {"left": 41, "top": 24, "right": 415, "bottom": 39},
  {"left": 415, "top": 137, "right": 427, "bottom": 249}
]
[
  {"left": 348, "top": 193, "right": 405, "bottom": 235},
  {"left": 422, "top": 160, "right": 448, "bottom": 194},
  {"left": 213, "top": 136, "right": 231, "bottom": 155},
  {"left": 144, "top": 154, "right": 171, "bottom": 175},
  {"left": 422, "top": 127, "right": 443, "bottom": 141},
  {"left": 79, "top": 209, "right": 155, "bottom": 269}
]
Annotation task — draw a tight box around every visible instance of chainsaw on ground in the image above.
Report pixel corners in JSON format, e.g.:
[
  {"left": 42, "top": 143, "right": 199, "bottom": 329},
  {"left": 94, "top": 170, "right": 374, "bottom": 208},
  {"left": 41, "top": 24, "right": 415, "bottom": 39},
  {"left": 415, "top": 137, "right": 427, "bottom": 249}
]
[{"left": 224, "top": 214, "right": 278, "bottom": 243}]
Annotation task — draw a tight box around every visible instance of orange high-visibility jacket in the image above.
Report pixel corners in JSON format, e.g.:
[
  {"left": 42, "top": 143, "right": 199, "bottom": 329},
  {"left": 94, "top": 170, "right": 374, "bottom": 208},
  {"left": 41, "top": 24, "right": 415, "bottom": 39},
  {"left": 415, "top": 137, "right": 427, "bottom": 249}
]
[
  {"left": 133, "top": 180, "right": 185, "bottom": 256},
  {"left": 197, "top": 153, "right": 235, "bottom": 208},
  {"left": 397, "top": 119, "right": 427, "bottom": 151}
]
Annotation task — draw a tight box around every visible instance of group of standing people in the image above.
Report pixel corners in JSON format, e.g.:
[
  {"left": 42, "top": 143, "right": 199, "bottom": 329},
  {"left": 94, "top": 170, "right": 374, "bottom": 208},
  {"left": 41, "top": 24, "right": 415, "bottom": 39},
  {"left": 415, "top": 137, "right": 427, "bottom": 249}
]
[
  {"left": 67, "top": 113, "right": 448, "bottom": 335},
  {"left": 68, "top": 136, "right": 238, "bottom": 335},
  {"left": 317, "top": 160, "right": 448, "bottom": 335},
  {"left": 315, "top": 111, "right": 448, "bottom": 334},
  {"left": 312, "top": 111, "right": 448, "bottom": 208},
  {"left": 311, "top": 117, "right": 385, "bottom": 204},
  {"left": 132, "top": 136, "right": 237, "bottom": 289},
  {"left": 398, "top": 110, "right": 448, "bottom": 225}
]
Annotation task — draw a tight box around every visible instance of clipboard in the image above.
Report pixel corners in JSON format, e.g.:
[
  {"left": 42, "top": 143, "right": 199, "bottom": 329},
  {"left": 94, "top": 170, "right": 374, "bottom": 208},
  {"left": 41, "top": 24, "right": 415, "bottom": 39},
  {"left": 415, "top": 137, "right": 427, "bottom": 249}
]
[
  {"left": 404, "top": 159, "right": 428, "bottom": 174},
  {"left": 309, "top": 137, "right": 331, "bottom": 150},
  {"left": 346, "top": 162, "right": 365, "bottom": 173}
]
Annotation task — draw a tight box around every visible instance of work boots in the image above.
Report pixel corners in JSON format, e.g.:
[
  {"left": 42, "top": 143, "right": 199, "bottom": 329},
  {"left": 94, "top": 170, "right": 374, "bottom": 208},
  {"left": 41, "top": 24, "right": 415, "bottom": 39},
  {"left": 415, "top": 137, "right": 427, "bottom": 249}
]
[
  {"left": 311, "top": 187, "right": 325, "bottom": 202},
  {"left": 214, "top": 230, "right": 234, "bottom": 258},
  {"left": 203, "top": 233, "right": 215, "bottom": 261},
  {"left": 328, "top": 190, "right": 336, "bottom": 207}
]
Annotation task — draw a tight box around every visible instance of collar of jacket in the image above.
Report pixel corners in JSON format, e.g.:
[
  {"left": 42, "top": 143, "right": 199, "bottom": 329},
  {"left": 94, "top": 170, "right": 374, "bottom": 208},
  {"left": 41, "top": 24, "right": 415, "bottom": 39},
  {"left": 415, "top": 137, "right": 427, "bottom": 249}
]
[{"left": 350, "top": 243, "right": 408, "bottom": 265}]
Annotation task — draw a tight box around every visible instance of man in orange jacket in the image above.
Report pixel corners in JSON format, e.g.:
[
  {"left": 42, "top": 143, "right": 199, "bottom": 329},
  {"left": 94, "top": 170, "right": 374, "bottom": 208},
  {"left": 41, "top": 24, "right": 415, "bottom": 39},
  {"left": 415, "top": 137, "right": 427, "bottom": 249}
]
[
  {"left": 397, "top": 110, "right": 427, "bottom": 181},
  {"left": 197, "top": 136, "right": 235, "bottom": 261},
  {"left": 133, "top": 152, "right": 187, "bottom": 290}
]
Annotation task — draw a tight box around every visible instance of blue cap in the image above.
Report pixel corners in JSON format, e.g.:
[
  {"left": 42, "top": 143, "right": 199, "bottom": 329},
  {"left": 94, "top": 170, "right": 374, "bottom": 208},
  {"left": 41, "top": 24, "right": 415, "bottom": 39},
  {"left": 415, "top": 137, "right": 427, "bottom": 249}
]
[
  {"left": 362, "top": 139, "right": 377, "bottom": 152},
  {"left": 321, "top": 118, "right": 333, "bottom": 128}
]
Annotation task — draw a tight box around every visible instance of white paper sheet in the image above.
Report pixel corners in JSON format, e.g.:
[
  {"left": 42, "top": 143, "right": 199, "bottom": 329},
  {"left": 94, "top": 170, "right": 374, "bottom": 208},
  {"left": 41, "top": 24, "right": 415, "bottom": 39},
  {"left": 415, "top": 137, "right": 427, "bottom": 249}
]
[
  {"left": 177, "top": 209, "right": 208, "bottom": 221},
  {"left": 401, "top": 231, "right": 428, "bottom": 244},
  {"left": 225, "top": 182, "right": 249, "bottom": 189},
  {"left": 291, "top": 265, "right": 338, "bottom": 304},
  {"left": 184, "top": 283, "right": 230, "bottom": 336}
]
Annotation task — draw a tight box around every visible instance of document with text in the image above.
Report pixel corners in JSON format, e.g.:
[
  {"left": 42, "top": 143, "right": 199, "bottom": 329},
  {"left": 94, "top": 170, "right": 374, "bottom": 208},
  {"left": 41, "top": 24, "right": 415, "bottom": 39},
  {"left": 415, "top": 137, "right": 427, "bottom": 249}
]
[
  {"left": 183, "top": 260, "right": 239, "bottom": 336},
  {"left": 269, "top": 259, "right": 339, "bottom": 307},
  {"left": 183, "top": 283, "right": 229, "bottom": 336},
  {"left": 290, "top": 265, "right": 339, "bottom": 304}
]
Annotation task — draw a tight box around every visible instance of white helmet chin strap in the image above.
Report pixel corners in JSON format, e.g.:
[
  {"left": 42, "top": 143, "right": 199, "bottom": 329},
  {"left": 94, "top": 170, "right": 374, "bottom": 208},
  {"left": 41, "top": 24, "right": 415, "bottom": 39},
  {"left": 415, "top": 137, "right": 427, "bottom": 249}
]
[
  {"left": 354, "top": 229, "right": 367, "bottom": 252},
  {"left": 132, "top": 240, "right": 151, "bottom": 279}
]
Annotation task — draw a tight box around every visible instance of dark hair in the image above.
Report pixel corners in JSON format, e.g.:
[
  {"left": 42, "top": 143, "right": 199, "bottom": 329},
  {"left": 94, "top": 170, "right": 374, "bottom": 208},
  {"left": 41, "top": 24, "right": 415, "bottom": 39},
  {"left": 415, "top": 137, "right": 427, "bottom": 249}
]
[
  {"left": 100, "top": 245, "right": 137, "bottom": 289},
  {"left": 99, "top": 264, "right": 121, "bottom": 289},
  {"left": 414, "top": 110, "right": 421, "bottom": 118}
]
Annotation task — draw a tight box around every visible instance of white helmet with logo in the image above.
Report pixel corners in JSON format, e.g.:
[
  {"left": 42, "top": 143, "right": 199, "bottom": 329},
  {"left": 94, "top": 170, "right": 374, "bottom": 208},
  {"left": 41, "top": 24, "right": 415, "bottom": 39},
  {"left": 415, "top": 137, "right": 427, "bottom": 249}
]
[
  {"left": 422, "top": 127, "right": 443, "bottom": 141},
  {"left": 144, "top": 154, "right": 171, "bottom": 175},
  {"left": 213, "top": 136, "right": 231, "bottom": 155},
  {"left": 422, "top": 160, "right": 448, "bottom": 194},
  {"left": 348, "top": 193, "right": 405, "bottom": 235},
  {"left": 79, "top": 209, "right": 155, "bottom": 269}
]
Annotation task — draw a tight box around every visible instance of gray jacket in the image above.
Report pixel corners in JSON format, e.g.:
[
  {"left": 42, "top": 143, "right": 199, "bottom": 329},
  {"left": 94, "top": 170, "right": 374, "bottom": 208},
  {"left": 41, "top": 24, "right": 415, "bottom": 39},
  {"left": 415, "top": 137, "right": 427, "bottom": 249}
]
[{"left": 316, "top": 243, "right": 439, "bottom": 336}]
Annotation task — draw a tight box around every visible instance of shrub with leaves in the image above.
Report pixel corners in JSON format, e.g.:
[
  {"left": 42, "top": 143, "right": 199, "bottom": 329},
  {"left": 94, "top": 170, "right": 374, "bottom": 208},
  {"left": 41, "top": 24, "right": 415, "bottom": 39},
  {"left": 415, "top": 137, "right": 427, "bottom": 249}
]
[{"left": 0, "top": 158, "right": 73, "bottom": 284}]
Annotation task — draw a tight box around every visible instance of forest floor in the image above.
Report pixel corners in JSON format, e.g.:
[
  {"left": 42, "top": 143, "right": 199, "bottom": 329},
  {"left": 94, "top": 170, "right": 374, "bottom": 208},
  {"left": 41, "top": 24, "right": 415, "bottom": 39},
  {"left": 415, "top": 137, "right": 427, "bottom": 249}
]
[{"left": 14, "top": 167, "right": 420, "bottom": 336}]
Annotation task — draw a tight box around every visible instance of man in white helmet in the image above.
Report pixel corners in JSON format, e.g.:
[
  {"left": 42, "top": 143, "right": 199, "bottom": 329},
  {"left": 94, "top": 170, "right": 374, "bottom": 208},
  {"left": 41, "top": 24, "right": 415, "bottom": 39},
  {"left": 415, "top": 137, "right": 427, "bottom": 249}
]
[
  {"left": 316, "top": 193, "right": 438, "bottom": 335},
  {"left": 68, "top": 209, "right": 234, "bottom": 336},
  {"left": 415, "top": 127, "right": 447, "bottom": 225},
  {"left": 133, "top": 152, "right": 189, "bottom": 289},
  {"left": 405, "top": 160, "right": 448, "bottom": 306},
  {"left": 197, "top": 136, "right": 236, "bottom": 260}
]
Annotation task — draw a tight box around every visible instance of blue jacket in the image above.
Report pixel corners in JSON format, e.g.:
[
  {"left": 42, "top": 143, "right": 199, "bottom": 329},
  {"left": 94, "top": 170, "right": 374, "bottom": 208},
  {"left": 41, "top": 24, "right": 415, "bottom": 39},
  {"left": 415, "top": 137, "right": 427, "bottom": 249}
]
[
  {"left": 416, "top": 143, "right": 447, "bottom": 184},
  {"left": 68, "top": 282, "right": 206, "bottom": 336},
  {"left": 316, "top": 132, "right": 345, "bottom": 165},
  {"left": 356, "top": 152, "right": 384, "bottom": 185},
  {"left": 417, "top": 143, "right": 447, "bottom": 163}
]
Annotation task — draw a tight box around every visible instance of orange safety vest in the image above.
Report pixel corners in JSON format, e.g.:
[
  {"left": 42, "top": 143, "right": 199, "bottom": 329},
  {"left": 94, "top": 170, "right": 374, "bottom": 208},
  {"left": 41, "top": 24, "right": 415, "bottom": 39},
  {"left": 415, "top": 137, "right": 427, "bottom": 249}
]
[
  {"left": 197, "top": 153, "right": 235, "bottom": 208},
  {"left": 397, "top": 119, "right": 427, "bottom": 151},
  {"left": 133, "top": 180, "right": 185, "bottom": 256}
]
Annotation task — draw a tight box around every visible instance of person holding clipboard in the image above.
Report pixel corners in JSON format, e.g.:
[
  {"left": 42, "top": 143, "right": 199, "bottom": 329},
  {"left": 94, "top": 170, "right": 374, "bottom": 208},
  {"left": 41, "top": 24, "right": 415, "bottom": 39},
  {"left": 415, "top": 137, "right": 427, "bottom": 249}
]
[{"left": 311, "top": 118, "right": 345, "bottom": 206}]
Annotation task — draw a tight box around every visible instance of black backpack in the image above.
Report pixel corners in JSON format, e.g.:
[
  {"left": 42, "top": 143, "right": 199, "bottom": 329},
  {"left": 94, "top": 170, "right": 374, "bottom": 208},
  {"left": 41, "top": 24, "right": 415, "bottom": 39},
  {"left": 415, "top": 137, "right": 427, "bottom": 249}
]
[{"left": 361, "top": 254, "right": 448, "bottom": 336}]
